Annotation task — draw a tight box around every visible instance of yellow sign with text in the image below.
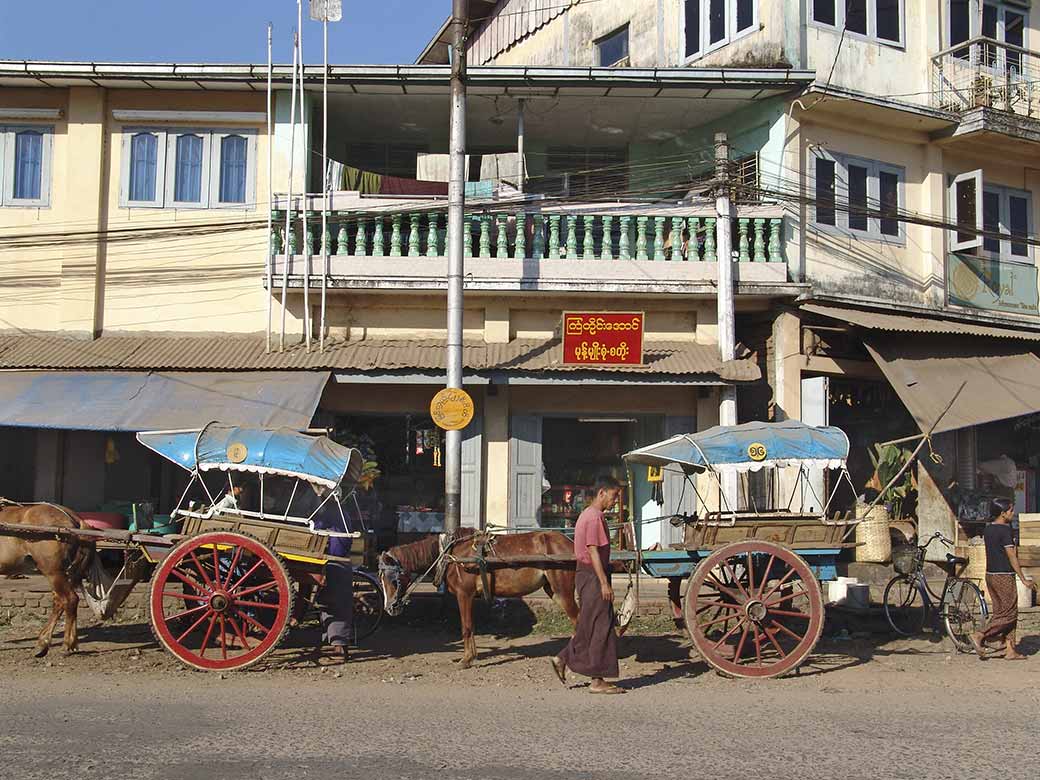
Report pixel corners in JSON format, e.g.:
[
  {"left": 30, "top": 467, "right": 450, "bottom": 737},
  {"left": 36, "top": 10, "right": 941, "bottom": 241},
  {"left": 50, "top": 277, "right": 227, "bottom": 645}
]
[
  {"left": 747, "top": 442, "right": 767, "bottom": 462},
  {"left": 430, "top": 388, "right": 475, "bottom": 431}
]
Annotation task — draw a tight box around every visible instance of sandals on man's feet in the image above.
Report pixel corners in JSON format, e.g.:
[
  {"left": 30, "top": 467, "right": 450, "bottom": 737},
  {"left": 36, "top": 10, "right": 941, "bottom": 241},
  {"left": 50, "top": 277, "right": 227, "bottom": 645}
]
[{"left": 589, "top": 685, "right": 626, "bottom": 695}]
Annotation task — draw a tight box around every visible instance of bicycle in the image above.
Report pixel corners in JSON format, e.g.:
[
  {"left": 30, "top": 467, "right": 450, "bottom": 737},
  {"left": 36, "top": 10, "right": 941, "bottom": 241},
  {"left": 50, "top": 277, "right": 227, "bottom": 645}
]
[{"left": 883, "top": 531, "right": 988, "bottom": 652}]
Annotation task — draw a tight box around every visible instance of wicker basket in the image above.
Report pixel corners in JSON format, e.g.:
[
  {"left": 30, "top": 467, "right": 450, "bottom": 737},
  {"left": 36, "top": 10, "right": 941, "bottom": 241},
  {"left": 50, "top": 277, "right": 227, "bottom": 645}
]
[
  {"left": 854, "top": 503, "right": 892, "bottom": 563},
  {"left": 961, "top": 539, "right": 988, "bottom": 598},
  {"left": 892, "top": 545, "right": 922, "bottom": 576}
]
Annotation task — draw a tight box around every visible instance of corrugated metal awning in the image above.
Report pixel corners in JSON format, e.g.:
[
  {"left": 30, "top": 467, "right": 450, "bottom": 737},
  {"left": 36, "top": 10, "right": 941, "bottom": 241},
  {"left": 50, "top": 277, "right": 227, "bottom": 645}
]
[
  {"left": 0, "top": 334, "right": 759, "bottom": 381},
  {"left": 0, "top": 371, "right": 329, "bottom": 432},
  {"left": 864, "top": 336, "right": 1040, "bottom": 434},
  {"left": 801, "top": 302, "right": 1040, "bottom": 341}
]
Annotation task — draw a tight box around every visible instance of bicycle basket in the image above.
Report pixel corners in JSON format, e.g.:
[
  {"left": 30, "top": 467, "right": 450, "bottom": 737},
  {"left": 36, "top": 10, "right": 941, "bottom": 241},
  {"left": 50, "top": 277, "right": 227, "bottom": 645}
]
[{"left": 892, "top": 545, "right": 921, "bottom": 575}]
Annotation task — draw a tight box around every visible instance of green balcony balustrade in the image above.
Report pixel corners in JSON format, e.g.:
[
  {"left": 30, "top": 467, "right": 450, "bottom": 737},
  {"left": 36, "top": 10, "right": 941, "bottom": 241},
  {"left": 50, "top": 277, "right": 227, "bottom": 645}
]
[{"left": 272, "top": 208, "right": 784, "bottom": 264}]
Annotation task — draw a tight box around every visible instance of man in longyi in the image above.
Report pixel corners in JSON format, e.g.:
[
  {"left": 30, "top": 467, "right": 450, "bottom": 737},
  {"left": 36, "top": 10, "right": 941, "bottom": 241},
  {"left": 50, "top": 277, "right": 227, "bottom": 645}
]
[{"left": 550, "top": 475, "right": 625, "bottom": 694}]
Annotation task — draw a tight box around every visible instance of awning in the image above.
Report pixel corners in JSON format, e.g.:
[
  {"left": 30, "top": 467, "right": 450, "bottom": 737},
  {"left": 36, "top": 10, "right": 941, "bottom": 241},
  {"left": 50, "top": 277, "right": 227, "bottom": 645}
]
[
  {"left": 864, "top": 337, "right": 1040, "bottom": 434},
  {"left": 801, "top": 302, "right": 1040, "bottom": 341},
  {"left": 0, "top": 371, "right": 329, "bottom": 432}
]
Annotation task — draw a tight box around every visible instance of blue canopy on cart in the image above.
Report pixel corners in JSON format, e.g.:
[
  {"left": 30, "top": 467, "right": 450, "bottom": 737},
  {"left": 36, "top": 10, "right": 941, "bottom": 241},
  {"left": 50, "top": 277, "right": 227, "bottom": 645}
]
[
  {"left": 624, "top": 420, "right": 849, "bottom": 474},
  {"left": 137, "top": 423, "right": 363, "bottom": 489}
]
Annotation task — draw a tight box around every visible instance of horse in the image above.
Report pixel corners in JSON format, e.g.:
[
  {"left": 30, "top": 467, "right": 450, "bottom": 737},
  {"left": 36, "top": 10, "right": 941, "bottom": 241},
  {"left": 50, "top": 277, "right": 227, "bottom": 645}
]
[
  {"left": 378, "top": 529, "right": 578, "bottom": 668},
  {"left": 0, "top": 503, "right": 95, "bottom": 657}
]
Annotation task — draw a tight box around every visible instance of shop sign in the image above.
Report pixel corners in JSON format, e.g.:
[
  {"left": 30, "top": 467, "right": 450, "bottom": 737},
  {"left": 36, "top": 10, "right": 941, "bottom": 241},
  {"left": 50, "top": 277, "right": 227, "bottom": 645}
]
[
  {"left": 948, "top": 252, "right": 1039, "bottom": 315},
  {"left": 562, "top": 311, "right": 644, "bottom": 366},
  {"left": 747, "top": 442, "right": 767, "bottom": 462},
  {"left": 430, "top": 388, "right": 475, "bottom": 431}
]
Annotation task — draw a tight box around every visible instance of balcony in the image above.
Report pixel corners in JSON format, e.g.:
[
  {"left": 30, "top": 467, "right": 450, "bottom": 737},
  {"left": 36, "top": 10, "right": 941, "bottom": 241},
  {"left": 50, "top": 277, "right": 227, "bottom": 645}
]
[
  {"left": 269, "top": 195, "right": 789, "bottom": 296},
  {"left": 932, "top": 37, "right": 1040, "bottom": 121}
]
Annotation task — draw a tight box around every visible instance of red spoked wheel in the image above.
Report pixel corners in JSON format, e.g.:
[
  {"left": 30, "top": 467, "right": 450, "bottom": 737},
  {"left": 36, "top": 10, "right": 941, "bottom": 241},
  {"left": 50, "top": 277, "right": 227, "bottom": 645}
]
[
  {"left": 683, "top": 541, "right": 824, "bottom": 679},
  {"left": 149, "top": 532, "right": 292, "bottom": 672}
]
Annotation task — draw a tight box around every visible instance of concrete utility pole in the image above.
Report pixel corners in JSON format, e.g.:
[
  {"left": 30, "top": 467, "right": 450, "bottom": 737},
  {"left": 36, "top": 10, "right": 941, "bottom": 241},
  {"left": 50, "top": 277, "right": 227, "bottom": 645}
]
[
  {"left": 443, "top": 0, "right": 469, "bottom": 534},
  {"left": 714, "top": 132, "right": 738, "bottom": 510}
]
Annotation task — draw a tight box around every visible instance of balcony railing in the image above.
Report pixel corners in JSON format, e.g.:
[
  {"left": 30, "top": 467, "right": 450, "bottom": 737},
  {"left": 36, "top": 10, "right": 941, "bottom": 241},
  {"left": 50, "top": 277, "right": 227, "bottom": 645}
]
[
  {"left": 270, "top": 202, "right": 785, "bottom": 264},
  {"left": 932, "top": 36, "right": 1040, "bottom": 118}
]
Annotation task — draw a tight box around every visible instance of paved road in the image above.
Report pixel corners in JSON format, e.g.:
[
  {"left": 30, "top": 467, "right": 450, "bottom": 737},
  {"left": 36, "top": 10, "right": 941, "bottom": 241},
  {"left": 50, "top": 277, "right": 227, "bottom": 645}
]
[{"left": 2, "top": 624, "right": 1039, "bottom": 780}]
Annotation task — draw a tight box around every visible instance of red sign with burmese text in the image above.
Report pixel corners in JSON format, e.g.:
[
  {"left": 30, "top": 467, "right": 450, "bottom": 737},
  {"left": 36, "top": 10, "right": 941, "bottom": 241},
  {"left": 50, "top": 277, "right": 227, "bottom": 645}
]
[{"left": 562, "top": 311, "right": 644, "bottom": 366}]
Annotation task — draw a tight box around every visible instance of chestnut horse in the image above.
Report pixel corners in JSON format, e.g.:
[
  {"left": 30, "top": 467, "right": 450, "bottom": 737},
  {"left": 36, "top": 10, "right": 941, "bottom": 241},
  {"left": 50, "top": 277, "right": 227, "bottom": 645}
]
[
  {"left": 379, "top": 529, "right": 578, "bottom": 668},
  {"left": 0, "top": 503, "right": 95, "bottom": 657}
]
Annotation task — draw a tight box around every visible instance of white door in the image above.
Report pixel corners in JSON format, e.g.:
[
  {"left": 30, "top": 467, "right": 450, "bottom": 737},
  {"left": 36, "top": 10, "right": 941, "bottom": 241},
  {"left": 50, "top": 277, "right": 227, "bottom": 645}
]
[{"left": 801, "top": 377, "right": 830, "bottom": 514}]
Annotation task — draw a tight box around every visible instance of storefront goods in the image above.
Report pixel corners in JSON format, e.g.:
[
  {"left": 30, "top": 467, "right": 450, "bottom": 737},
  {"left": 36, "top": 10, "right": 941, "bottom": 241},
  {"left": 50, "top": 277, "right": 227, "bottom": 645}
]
[{"left": 0, "top": 423, "right": 384, "bottom": 671}]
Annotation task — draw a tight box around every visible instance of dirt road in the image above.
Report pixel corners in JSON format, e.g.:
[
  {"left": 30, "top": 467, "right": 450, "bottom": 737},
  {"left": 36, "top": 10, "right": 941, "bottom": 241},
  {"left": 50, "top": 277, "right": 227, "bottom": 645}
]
[{"left": 1, "top": 612, "right": 1039, "bottom": 780}]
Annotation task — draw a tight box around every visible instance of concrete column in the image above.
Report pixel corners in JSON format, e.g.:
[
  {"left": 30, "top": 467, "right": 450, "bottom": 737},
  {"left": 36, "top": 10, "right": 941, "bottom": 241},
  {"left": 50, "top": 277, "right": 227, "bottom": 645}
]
[
  {"left": 920, "top": 144, "right": 946, "bottom": 309},
  {"left": 60, "top": 87, "right": 108, "bottom": 336},
  {"left": 772, "top": 309, "right": 803, "bottom": 509},
  {"left": 695, "top": 389, "right": 721, "bottom": 515},
  {"left": 484, "top": 302, "right": 510, "bottom": 344},
  {"left": 483, "top": 385, "right": 510, "bottom": 527}
]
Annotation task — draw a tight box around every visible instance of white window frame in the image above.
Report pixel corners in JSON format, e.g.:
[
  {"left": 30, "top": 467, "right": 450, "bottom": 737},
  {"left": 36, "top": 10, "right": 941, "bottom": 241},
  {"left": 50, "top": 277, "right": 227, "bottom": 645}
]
[
  {"left": 0, "top": 125, "right": 54, "bottom": 208},
  {"left": 811, "top": 150, "right": 906, "bottom": 244},
  {"left": 950, "top": 169, "right": 984, "bottom": 252},
  {"left": 983, "top": 184, "right": 1033, "bottom": 262},
  {"left": 947, "top": 0, "right": 1029, "bottom": 48},
  {"left": 596, "top": 24, "right": 630, "bottom": 66},
  {"left": 810, "top": 0, "right": 906, "bottom": 49},
  {"left": 164, "top": 130, "right": 211, "bottom": 210},
  {"left": 120, "top": 126, "right": 257, "bottom": 210},
  {"left": 682, "top": 0, "right": 759, "bottom": 63}
]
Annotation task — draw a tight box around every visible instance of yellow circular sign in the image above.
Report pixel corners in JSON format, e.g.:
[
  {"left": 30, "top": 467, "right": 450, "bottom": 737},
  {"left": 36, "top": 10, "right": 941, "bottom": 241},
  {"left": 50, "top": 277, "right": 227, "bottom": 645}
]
[
  {"left": 226, "top": 442, "right": 248, "bottom": 463},
  {"left": 430, "top": 388, "right": 475, "bottom": 431},
  {"left": 747, "top": 442, "right": 767, "bottom": 462}
]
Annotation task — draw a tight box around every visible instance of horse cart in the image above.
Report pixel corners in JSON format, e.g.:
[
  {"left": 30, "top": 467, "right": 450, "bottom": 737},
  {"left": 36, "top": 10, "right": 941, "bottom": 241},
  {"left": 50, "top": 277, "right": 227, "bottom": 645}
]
[
  {"left": 0, "top": 423, "right": 383, "bottom": 672},
  {"left": 620, "top": 420, "right": 858, "bottom": 679},
  {"left": 381, "top": 420, "right": 860, "bottom": 679}
]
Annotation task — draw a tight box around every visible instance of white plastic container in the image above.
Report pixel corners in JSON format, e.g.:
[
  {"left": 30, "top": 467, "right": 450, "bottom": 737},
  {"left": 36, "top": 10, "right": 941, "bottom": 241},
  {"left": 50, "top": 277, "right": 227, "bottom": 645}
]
[{"left": 1017, "top": 578, "right": 1035, "bottom": 610}]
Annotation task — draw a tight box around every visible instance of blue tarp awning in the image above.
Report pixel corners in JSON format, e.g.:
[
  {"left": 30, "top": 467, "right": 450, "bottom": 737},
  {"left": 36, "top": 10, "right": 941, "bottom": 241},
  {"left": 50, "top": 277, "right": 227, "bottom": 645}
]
[
  {"left": 624, "top": 420, "right": 849, "bottom": 473},
  {"left": 138, "top": 423, "right": 362, "bottom": 489},
  {"left": 0, "top": 371, "right": 329, "bottom": 432}
]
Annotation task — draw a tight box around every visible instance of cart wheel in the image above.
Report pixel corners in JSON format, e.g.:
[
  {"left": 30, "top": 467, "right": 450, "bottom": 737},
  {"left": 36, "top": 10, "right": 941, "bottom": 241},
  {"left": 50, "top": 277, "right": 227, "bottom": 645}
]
[
  {"left": 683, "top": 541, "right": 824, "bottom": 679},
  {"left": 149, "top": 532, "right": 292, "bottom": 672},
  {"left": 351, "top": 569, "right": 384, "bottom": 643}
]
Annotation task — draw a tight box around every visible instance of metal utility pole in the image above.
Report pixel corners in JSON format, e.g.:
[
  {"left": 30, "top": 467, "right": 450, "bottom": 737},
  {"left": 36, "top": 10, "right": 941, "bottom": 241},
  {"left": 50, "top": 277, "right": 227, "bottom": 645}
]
[
  {"left": 714, "top": 132, "right": 738, "bottom": 509},
  {"left": 443, "top": 0, "right": 469, "bottom": 534},
  {"left": 265, "top": 22, "right": 273, "bottom": 354},
  {"left": 516, "top": 98, "right": 525, "bottom": 193}
]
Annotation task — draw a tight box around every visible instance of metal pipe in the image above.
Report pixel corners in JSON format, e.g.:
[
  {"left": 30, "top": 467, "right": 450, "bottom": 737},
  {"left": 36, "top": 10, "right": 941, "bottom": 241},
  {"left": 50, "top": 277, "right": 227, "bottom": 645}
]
[
  {"left": 281, "top": 33, "right": 299, "bottom": 352},
  {"left": 298, "top": 0, "right": 310, "bottom": 351},
  {"left": 443, "top": 0, "right": 468, "bottom": 534},
  {"left": 320, "top": 12, "right": 329, "bottom": 352},
  {"left": 517, "top": 98, "right": 525, "bottom": 193},
  {"left": 265, "top": 22, "right": 273, "bottom": 354}
]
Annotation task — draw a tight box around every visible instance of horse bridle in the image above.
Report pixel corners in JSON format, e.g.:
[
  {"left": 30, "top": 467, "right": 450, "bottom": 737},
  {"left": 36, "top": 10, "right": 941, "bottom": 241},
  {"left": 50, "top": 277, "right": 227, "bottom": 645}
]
[{"left": 378, "top": 554, "right": 411, "bottom": 614}]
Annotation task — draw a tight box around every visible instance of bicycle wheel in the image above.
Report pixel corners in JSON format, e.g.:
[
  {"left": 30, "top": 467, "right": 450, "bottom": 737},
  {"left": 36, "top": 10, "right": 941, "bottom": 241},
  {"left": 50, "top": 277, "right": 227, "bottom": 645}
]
[
  {"left": 351, "top": 569, "right": 384, "bottom": 644},
  {"left": 883, "top": 574, "right": 927, "bottom": 636},
  {"left": 944, "top": 578, "right": 988, "bottom": 653}
]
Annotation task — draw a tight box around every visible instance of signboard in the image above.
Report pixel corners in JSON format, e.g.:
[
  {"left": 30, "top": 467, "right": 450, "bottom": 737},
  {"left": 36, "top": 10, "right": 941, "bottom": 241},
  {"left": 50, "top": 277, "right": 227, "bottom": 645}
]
[
  {"left": 430, "top": 388, "right": 475, "bottom": 431},
  {"left": 562, "top": 311, "right": 644, "bottom": 366},
  {"left": 747, "top": 442, "right": 767, "bottom": 462},
  {"left": 948, "top": 252, "right": 1039, "bottom": 315},
  {"left": 309, "top": 0, "right": 342, "bottom": 22}
]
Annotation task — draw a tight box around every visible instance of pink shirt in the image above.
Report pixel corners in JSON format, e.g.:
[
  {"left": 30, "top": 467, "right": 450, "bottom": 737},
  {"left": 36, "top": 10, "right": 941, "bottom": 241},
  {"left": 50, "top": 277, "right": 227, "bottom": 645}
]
[{"left": 573, "top": 505, "right": 609, "bottom": 567}]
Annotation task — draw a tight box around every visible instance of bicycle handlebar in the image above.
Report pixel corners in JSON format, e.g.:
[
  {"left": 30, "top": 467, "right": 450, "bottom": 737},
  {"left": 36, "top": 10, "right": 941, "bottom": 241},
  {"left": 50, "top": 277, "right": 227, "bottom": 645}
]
[{"left": 920, "top": 531, "right": 954, "bottom": 551}]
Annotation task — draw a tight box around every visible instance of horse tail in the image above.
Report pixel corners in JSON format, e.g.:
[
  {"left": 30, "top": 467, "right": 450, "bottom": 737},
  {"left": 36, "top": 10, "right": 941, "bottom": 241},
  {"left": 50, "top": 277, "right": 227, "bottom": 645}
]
[{"left": 61, "top": 512, "right": 96, "bottom": 586}]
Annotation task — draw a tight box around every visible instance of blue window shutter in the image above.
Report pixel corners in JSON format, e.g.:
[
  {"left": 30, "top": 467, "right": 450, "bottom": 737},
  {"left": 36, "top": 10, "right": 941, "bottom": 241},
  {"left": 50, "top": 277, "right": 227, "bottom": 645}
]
[
  {"left": 509, "top": 415, "right": 542, "bottom": 528},
  {"left": 461, "top": 412, "right": 483, "bottom": 529},
  {"left": 129, "top": 133, "right": 158, "bottom": 202},
  {"left": 13, "top": 130, "right": 43, "bottom": 200},
  {"left": 219, "top": 135, "right": 247, "bottom": 203},
  {"left": 173, "top": 134, "right": 203, "bottom": 203}
]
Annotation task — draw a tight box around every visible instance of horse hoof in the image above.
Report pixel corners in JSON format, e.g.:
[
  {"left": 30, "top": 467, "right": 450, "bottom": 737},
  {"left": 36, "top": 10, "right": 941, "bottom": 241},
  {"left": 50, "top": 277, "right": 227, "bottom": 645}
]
[
  {"left": 33, "top": 646, "right": 49, "bottom": 659},
  {"left": 63, "top": 647, "right": 79, "bottom": 656},
  {"left": 459, "top": 659, "right": 473, "bottom": 669}
]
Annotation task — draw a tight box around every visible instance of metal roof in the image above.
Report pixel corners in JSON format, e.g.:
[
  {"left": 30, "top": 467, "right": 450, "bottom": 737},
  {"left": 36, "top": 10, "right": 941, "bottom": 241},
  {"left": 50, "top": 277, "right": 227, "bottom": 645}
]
[
  {"left": 0, "top": 333, "right": 759, "bottom": 380},
  {"left": 800, "top": 302, "right": 1040, "bottom": 342},
  {"left": 0, "top": 60, "right": 815, "bottom": 94}
]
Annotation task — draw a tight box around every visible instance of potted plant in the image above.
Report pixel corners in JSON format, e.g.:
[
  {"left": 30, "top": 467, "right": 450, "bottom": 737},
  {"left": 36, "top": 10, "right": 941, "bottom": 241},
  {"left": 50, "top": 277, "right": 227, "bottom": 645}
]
[{"left": 866, "top": 442, "right": 916, "bottom": 519}]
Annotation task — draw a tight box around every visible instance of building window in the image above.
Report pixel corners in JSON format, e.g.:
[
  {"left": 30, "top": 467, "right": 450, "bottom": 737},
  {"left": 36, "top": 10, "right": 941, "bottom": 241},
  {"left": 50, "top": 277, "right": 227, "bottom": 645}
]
[
  {"left": 0, "top": 125, "right": 53, "bottom": 208},
  {"left": 812, "top": 0, "right": 903, "bottom": 46},
  {"left": 950, "top": 1, "right": 1027, "bottom": 71},
  {"left": 597, "top": 25, "right": 630, "bottom": 66},
  {"left": 121, "top": 127, "right": 256, "bottom": 209},
  {"left": 949, "top": 170, "right": 1031, "bottom": 260},
  {"left": 812, "top": 152, "right": 905, "bottom": 241},
  {"left": 683, "top": 0, "right": 757, "bottom": 60}
]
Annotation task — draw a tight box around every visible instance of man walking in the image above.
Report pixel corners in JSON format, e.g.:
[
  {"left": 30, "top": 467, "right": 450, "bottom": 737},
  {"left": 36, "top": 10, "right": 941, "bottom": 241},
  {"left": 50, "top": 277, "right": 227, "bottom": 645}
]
[{"left": 551, "top": 475, "right": 625, "bottom": 694}]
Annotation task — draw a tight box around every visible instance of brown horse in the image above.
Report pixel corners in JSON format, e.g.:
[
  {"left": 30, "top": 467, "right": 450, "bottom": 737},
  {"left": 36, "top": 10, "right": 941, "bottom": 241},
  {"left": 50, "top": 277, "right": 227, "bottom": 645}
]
[
  {"left": 379, "top": 529, "right": 578, "bottom": 668},
  {"left": 0, "top": 503, "right": 95, "bottom": 657}
]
